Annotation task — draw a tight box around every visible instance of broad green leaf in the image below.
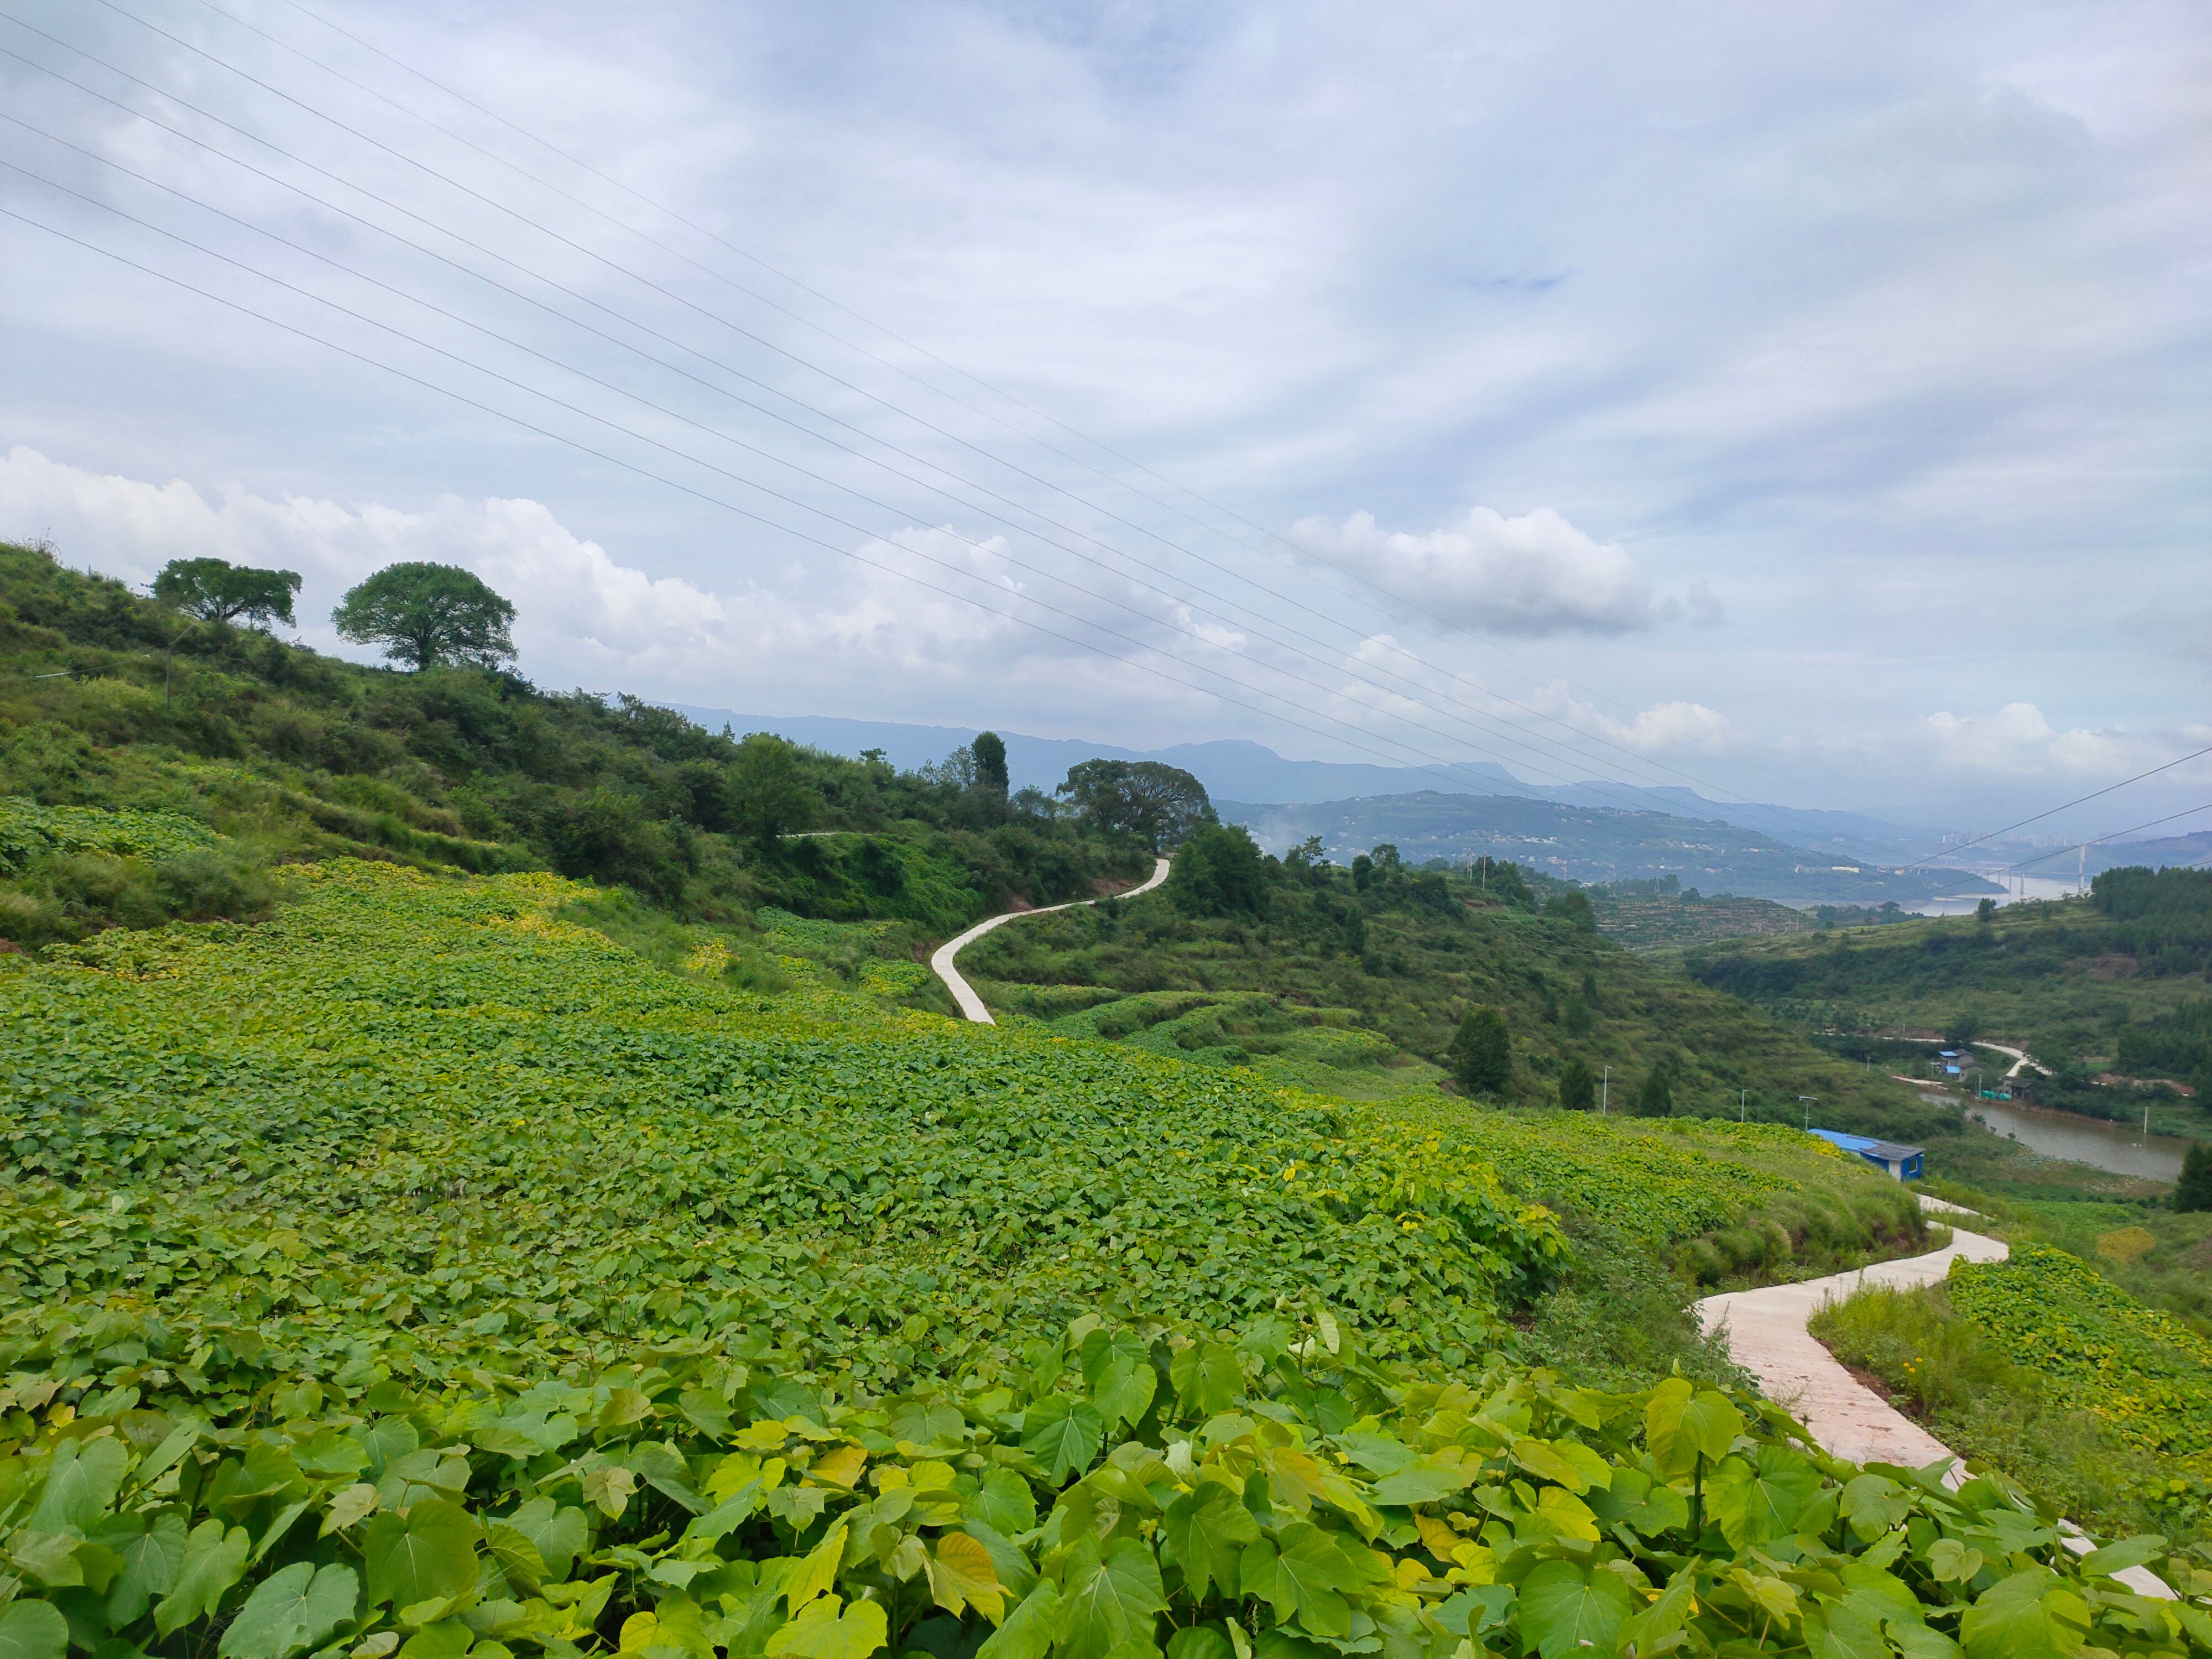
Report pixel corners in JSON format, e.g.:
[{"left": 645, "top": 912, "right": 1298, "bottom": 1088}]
[
  {"left": 1840, "top": 1474, "right": 1912, "bottom": 1541},
  {"left": 1169, "top": 1344, "right": 1242, "bottom": 1417},
  {"left": 217, "top": 1562, "right": 359, "bottom": 1659},
  {"left": 1366, "top": 1458, "right": 1476, "bottom": 1507},
  {"left": 361, "top": 1496, "right": 478, "bottom": 1610},
  {"left": 0, "top": 1601, "right": 68, "bottom": 1659},
  {"left": 1331, "top": 1434, "right": 1417, "bottom": 1478},
  {"left": 1077, "top": 1330, "right": 1149, "bottom": 1392},
  {"left": 1887, "top": 1622, "right": 1964, "bottom": 1659},
  {"left": 1958, "top": 1572, "right": 2090, "bottom": 1659},
  {"left": 1055, "top": 1537, "right": 1166, "bottom": 1659},
  {"left": 103, "top": 1509, "right": 189, "bottom": 1624},
  {"left": 1021, "top": 1397, "right": 1104, "bottom": 1485},
  {"left": 1927, "top": 1540, "right": 1984, "bottom": 1584},
  {"left": 1092, "top": 1359, "right": 1157, "bottom": 1434},
  {"left": 320, "top": 1483, "right": 378, "bottom": 1538},
  {"left": 1160, "top": 1480, "right": 1259, "bottom": 1600},
  {"left": 486, "top": 1522, "right": 550, "bottom": 1596},
  {"left": 31, "top": 1436, "right": 131, "bottom": 1533},
  {"left": 2079, "top": 1533, "right": 2166, "bottom": 1577},
  {"left": 887, "top": 1399, "right": 965, "bottom": 1449},
  {"left": 975, "top": 1582, "right": 1060, "bottom": 1659},
  {"left": 155, "top": 1520, "right": 250, "bottom": 1638},
  {"left": 580, "top": 1463, "right": 636, "bottom": 1519},
  {"left": 503, "top": 1498, "right": 587, "bottom": 1583},
  {"left": 963, "top": 1468, "right": 1036, "bottom": 1537},
  {"left": 1707, "top": 1447, "right": 1821, "bottom": 1549},
  {"left": 763, "top": 1595, "right": 887, "bottom": 1659},
  {"left": 784, "top": 1522, "right": 847, "bottom": 1611},
  {"left": 1616, "top": 1568, "right": 1694, "bottom": 1656},
  {"left": 1511, "top": 1438, "right": 1610, "bottom": 1495},
  {"left": 1643, "top": 1380, "right": 1742, "bottom": 1479},
  {"left": 1264, "top": 1522, "right": 1371, "bottom": 1639},
  {"left": 1516, "top": 1560, "right": 1632, "bottom": 1659},
  {"left": 925, "top": 1531, "right": 1004, "bottom": 1623},
  {"left": 961, "top": 1520, "right": 1037, "bottom": 1605},
  {"left": 1800, "top": 1604, "right": 1886, "bottom": 1659}
]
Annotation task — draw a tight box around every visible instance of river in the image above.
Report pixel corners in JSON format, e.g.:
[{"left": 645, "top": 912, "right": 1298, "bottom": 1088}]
[
  {"left": 1907, "top": 873, "right": 2078, "bottom": 916},
  {"left": 1912, "top": 1087, "right": 2186, "bottom": 1180}
]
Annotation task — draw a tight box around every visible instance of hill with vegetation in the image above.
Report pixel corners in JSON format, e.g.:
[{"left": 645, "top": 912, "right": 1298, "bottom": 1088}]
[
  {"left": 1686, "top": 872, "right": 2212, "bottom": 1129},
  {"left": 3, "top": 542, "right": 2208, "bottom": 1658},
  {"left": 1220, "top": 790, "right": 1992, "bottom": 905},
  {"left": 0, "top": 542, "right": 1154, "bottom": 954}
]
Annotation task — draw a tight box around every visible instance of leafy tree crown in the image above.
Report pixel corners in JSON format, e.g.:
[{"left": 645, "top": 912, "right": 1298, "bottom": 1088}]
[
  {"left": 153, "top": 557, "right": 301, "bottom": 628},
  {"left": 332, "top": 562, "right": 516, "bottom": 671}
]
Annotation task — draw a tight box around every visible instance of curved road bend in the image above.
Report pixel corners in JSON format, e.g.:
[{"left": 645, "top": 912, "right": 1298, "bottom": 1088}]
[
  {"left": 1696, "top": 1195, "right": 2169, "bottom": 1598},
  {"left": 930, "top": 856, "right": 1172, "bottom": 1025}
]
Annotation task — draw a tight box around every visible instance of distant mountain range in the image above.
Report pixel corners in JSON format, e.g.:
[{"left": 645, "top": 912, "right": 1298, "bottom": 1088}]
[
  {"left": 1218, "top": 791, "right": 1999, "bottom": 906},
  {"left": 671, "top": 705, "right": 1931, "bottom": 860}
]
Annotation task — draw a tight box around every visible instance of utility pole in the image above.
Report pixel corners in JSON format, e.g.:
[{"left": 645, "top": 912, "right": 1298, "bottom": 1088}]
[
  {"left": 1739, "top": 1089, "right": 1747, "bottom": 1122},
  {"left": 1601, "top": 1066, "right": 1609, "bottom": 1117},
  {"left": 1798, "top": 1094, "right": 1818, "bottom": 1131}
]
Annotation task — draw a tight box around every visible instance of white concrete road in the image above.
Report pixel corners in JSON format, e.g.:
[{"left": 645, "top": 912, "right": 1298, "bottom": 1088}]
[
  {"left": 930, "top": 857, "right": 1171, "bottom": 1025},
  {"left": 1696, "top": 1196, "right": 2170, "bottom": 1597}
]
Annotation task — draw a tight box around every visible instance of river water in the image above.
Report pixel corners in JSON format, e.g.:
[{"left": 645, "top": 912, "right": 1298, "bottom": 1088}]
[{"left": 1913, "top": 1087, "right": 2186, "bottom": 1180}]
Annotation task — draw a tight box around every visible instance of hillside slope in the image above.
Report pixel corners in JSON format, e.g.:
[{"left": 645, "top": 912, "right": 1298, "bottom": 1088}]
[
  {"left": 1688, "top": 872, "right": 2212, "bottom": 1127},
  {"left": 0, "top": 542, "right": 1142, "bottom": 948}
]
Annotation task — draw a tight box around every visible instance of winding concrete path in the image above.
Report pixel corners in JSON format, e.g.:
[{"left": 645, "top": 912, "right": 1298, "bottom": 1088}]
[
  {"left": 930, "top": 857, "right": 1171, "bottom": 1025},
  {"left": 1697, "top": 1196, "right": 2170, "bottom": 1597},
  {"left": 1695, "top": 1197, "right": 2006, "bottom": 1472}
]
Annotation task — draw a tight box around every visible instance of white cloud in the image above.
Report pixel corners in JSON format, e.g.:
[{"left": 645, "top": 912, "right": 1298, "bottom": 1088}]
[
  {"left": 1519, "top": 680, "right": 1739, "bottom": 754},
  {"left": 1920, "top": 702, "right": 2161, "bottom": 777},
  {"left": 1288, "top": 507, "right": 1660, "bottom": 637},
  {"left": 0, "top": 446, "right": 1228, "bottom": 725}
]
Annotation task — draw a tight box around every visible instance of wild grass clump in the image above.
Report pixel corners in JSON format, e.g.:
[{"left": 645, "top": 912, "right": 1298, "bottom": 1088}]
[{"left": 1812, "top": 1279, "right": 2212, "bottom": 1548}]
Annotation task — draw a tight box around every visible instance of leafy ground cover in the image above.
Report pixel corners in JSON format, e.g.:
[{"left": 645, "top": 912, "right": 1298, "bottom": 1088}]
[
  {"left": 1, "top": 860, "right": 1570, "bottom": 1390},
  {"left": 1808, "top": 1279, "right": 2212, "bottom": 1553},
  {"left": 3, "top": 835, "right": 2208, "bottom": 1655},
  {"left": 1945, "top": 1247, "right": 2212, "bottom": 1472},
  {"left": 10, "top": 1301, "right": 2204, "bottom": 1659}
]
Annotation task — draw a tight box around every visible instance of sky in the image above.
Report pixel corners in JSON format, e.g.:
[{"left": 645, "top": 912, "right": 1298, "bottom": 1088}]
[{"left": 2, "top": 0, "right": 2208, "bottom": 838}]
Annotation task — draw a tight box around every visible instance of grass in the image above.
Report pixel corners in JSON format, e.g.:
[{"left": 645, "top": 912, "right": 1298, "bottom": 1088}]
[{"left": 1808, "top": 1280, "right": 2210, "bottom": 1547}]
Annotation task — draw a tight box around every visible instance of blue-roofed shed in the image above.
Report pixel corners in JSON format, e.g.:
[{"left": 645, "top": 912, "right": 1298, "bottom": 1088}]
[{"left": 1807, "top": 1128, "right": 1924, "bottom": 1181}]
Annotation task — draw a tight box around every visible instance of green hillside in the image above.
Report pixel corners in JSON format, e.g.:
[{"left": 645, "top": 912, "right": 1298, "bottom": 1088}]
[
  {"left": 0, "top": 541, "right": 1142, "bottom": 952},
  {"left": 2, "top": 544, "right": 2206, "bottom": 1658},
  {"left": 1687, "top": 876, "right": 2212, "bottom": 1128}
]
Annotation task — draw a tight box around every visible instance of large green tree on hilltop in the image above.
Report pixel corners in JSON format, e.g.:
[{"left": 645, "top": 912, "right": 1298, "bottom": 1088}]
[
  {"left": 333, "top": 561, "right": 516, "bottom": 671},
  {"left": 153, "top": 556, "right": 302, "bottom": 628},
  {"left": 727, "top": 732, "right": 821, "bottom": 852},
  {"left": 1558, "top": 1056, "right": 1598, "bottom": 1112},
  {"left": 1057, "top": 758, "right": 1212, "bottom": 849}
]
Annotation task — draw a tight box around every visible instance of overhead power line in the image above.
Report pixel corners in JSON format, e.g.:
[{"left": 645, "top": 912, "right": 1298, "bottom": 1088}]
[
  {"left": 8, "top": 0, "right": 1859, "bottom": 838},
  {"left": 2, "top": 200, "right": 1741, "bottom": 872},
  {"left": 1906, "top": 742, "right": 2212, "bottom": 871},
  {"left": 243, "top": 0, "right": 1857, "bottom": 822},
  {"left": 0, "top": 122, "right": 1754, "bottom": 827},
  {"left": 2003, "top": 801, "right": 2212, "bottom": 874}
]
